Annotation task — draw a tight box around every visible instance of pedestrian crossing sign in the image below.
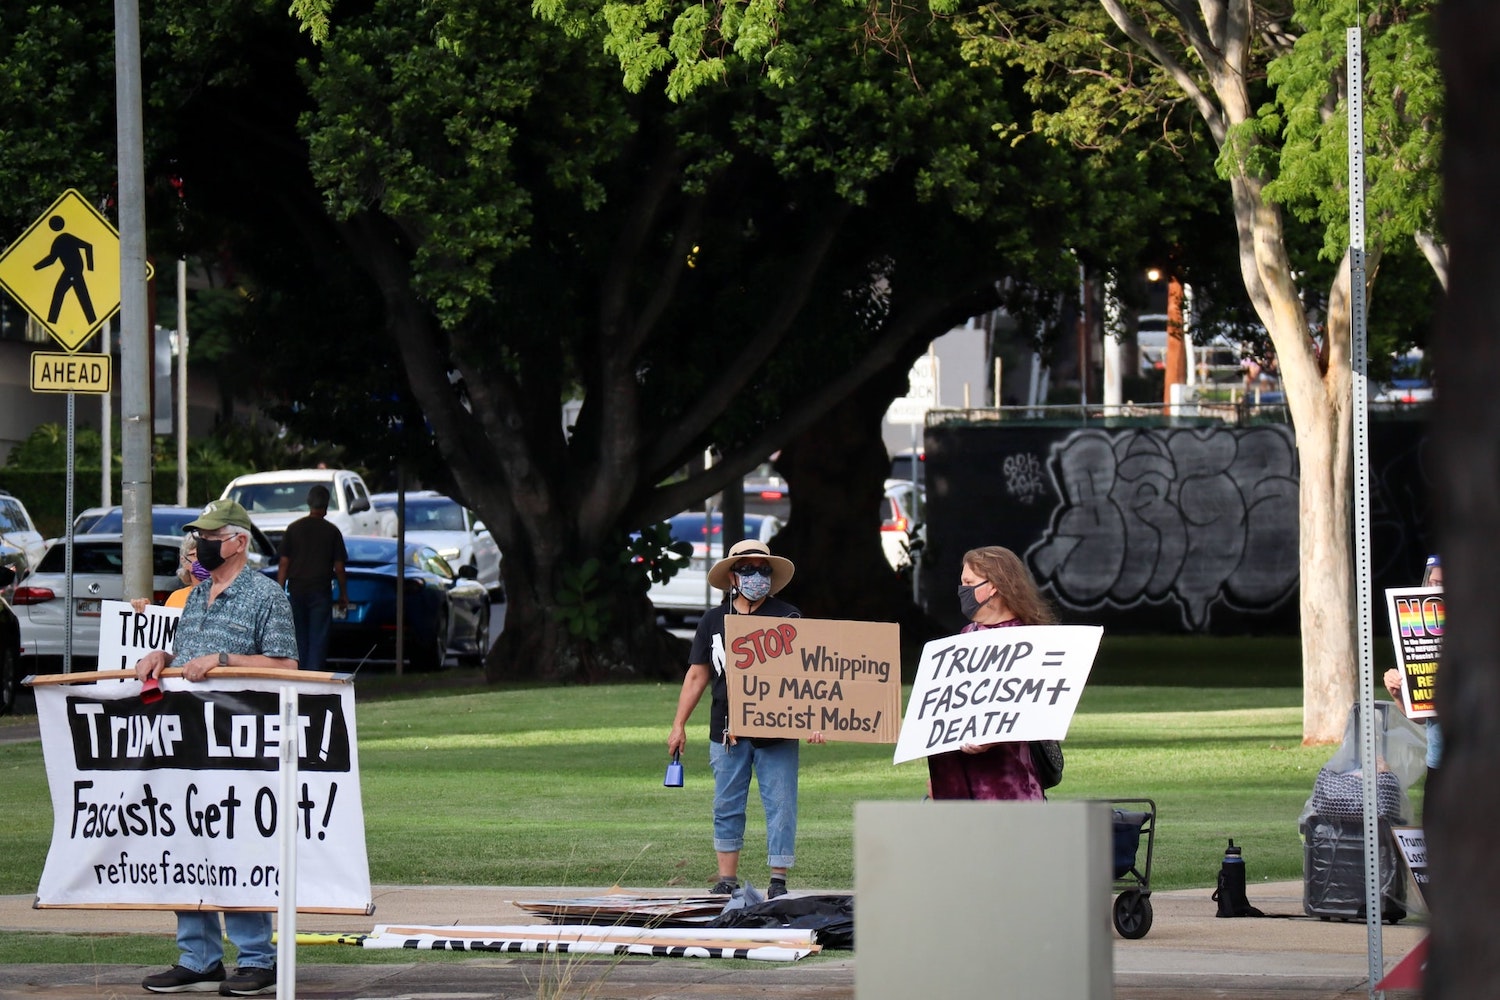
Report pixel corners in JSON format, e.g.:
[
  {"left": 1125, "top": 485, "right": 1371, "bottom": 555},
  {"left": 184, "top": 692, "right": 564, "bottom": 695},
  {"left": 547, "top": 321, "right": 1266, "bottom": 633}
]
[{"left": 0, "top": 189, "right": 153, "bottom": 353}]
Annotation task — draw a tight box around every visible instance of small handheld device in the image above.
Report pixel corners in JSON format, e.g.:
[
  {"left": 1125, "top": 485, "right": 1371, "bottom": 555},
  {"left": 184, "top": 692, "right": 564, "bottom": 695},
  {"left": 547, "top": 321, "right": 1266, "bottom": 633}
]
[{"left": 664, "top": 751, "right": 684, "bottom": 787}]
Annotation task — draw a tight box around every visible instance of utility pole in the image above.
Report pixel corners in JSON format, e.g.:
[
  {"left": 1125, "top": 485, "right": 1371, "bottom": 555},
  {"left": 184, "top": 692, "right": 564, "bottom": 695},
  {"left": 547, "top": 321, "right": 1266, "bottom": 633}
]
[
  {"left": 176, "top": 258, "right": 188, "bottom": 505},
  {"left": 116, "top": 0, "right": 152, "bottom": 600},
  {"left": 1162, "top": 274, "right": 1187, "bottom": 404}
]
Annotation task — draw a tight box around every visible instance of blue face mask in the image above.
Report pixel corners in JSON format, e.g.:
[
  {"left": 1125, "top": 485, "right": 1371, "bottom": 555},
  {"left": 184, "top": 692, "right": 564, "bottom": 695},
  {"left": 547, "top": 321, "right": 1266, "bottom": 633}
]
[{"left": 737, "top": 569, "right": 773, "bottom": 602}]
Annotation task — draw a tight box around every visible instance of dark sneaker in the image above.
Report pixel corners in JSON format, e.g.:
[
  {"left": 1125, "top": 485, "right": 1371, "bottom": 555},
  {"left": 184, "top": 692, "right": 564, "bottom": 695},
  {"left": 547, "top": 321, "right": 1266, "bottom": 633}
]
[
  {"left": 709, "top": 877, "right": 740, "bottom": 895},
  {"left": 218, "top": 967, "right": 276, "bottom": 997},
  {"left": 767, "top": 878, "right": 788, "bottom": 899},
  {"left": 142, "top": 962, "right": 225, "bottom": 993}
]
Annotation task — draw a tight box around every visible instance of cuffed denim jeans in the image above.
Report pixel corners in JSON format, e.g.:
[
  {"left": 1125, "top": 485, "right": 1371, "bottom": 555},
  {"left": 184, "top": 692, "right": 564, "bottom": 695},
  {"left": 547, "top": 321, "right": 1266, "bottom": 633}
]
[
  {"left": 708, "top": 738, "right": 799, "bottom": 869},
  {"left": 176, "top": 910, "right": 274, "bottom": 972}
]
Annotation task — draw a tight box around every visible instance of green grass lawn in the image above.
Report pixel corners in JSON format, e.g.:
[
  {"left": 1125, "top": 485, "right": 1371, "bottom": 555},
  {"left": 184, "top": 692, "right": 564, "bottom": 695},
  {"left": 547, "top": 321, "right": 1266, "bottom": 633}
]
[
  {"left": 0, "top": 636, "right": 1422, "bottom": 966},
  {"left": 3, "top": 640, "right": 1411, "bottom": 898}
]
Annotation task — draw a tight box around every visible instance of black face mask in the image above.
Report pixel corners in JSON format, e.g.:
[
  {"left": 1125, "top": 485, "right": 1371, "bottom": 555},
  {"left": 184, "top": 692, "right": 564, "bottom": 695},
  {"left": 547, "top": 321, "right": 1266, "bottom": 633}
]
[
  {"left": 958, "top": 583, "right": 986, "bottom": 621},
  {"left": 196, "top": 537, "right": 228, "bottom": 571}
]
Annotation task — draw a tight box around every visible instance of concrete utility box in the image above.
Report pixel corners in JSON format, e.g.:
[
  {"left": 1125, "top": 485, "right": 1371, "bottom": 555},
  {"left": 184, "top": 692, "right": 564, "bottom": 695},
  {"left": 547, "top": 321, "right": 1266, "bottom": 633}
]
[{"left": 855, "top": 800, "right": 1112, "bottom": 1000}]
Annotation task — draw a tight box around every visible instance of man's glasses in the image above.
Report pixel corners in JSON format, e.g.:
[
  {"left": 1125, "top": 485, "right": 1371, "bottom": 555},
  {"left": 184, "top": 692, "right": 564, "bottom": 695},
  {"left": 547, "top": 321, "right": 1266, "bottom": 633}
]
[{"left": 735, "top": 563, "right": 773, "bottom": 578}]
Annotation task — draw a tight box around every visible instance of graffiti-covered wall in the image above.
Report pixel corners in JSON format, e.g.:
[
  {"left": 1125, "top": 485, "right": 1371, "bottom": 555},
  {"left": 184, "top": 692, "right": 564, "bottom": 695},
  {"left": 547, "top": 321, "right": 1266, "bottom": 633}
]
[{"left": 921, "top": 419, "right": 1434, "bottom": 635}]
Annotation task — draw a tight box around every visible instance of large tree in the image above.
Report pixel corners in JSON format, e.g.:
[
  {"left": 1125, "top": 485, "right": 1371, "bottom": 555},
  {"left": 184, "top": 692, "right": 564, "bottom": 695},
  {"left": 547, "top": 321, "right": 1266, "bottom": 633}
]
[
  {"left": 288, "top": 1, "right": 1107, "bottom": 680},
  {"left": 936, "top": 0, "right": 1442, "bottom": 742},
  {"left": 548, "top": 0, "right": 1450, "bottom": 739},
  {"left": 5, "top": 1, "right": 1258, "bottom": 682},
  {"left": 153, "top": 0, "right": 1131, "bottom": 680}
]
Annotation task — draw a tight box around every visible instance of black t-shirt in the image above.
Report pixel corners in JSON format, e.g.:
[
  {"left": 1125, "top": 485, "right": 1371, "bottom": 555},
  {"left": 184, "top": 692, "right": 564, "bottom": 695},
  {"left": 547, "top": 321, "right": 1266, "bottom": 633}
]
[
  {"left": 688, "top": 595, "right": 801, "bottom": 744},
  {"left": 279, "top": 515, "right": 348, "bottom": 596}
]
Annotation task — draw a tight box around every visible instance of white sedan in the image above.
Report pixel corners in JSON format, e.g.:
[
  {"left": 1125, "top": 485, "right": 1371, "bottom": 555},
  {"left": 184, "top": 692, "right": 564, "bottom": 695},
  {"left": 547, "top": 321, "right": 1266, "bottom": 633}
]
[
  {"left": 370, "top": 491, "right": 503, "bottom": 598},
  {"left": 12, "top": 534, "right": 186, "bottom": 666},
  {"left": 648, "top": 512, "right": 783, "bottom": 622}
]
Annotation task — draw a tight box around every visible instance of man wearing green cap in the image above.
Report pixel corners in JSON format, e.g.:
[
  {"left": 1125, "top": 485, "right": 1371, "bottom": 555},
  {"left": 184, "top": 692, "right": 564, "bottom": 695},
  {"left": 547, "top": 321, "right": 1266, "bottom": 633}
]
[{"left": 134, "top": 498, "right": 298, "bottom": 996}]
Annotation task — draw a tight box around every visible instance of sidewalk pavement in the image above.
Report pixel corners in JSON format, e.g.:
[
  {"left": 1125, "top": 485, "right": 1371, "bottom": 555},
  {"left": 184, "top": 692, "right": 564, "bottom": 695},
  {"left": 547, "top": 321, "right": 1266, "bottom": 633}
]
[{"left": 0, "top": 879, "right": 1425, "bottom": 999}]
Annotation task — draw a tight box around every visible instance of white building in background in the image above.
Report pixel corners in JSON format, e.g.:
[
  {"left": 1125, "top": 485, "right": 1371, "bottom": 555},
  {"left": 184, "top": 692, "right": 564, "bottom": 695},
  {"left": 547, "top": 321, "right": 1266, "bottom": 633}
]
[{"left": 881, "top": 318, "right": 993, "bottom": 459}]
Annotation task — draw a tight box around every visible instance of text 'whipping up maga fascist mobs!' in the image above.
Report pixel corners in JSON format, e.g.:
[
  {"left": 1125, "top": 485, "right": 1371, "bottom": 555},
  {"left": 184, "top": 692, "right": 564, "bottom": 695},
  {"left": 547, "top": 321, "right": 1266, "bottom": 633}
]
[
  {"left": 892, "top": 625, "right": 1103, "bottom": 764},
  {"left": 725, "top": 618, "right": 902, "bottom": 743}
]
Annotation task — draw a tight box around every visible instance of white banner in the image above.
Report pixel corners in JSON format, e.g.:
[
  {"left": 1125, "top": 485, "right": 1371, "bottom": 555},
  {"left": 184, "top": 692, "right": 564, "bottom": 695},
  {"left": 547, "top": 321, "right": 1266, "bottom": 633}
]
[
  {"left": 34, "top": 676, "right": 371, "bottom": 912},
  {"left": 97, "top": 599, "right": 181, "bottom": 672},
  {"left": 893, "top": 625, "right": 1103, "bottom": 764}
]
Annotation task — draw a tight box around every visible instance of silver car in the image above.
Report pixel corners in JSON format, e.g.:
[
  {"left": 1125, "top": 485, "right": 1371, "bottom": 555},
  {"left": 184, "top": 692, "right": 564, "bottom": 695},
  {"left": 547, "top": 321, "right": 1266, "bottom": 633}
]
[
  {"left": 647, "top": 512, "right": 783, "bottom": 623},
  {"left": 370, "top": 491, "right": 503, "bottom": 597},
  {"left": 0, "top": 490, "right": 47, "bottom": 571},
  {"left": 12, "top": 534, "right": 185, "bottom": 666}
]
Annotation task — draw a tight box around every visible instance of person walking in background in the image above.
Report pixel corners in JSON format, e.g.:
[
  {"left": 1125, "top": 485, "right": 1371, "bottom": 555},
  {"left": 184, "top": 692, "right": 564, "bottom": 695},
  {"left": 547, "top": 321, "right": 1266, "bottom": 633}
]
[
  {"left": 667, "top": 539, "right": 825, "bottom": 900},
  {"left": 276, "top": 484, "right": 349, "bottom": 672},
  {"left": 929, "top": 545, "right": 1057, "bottom": 801},
  {"left": 134, "top": 498, "right": 298, "bottom": 996}
]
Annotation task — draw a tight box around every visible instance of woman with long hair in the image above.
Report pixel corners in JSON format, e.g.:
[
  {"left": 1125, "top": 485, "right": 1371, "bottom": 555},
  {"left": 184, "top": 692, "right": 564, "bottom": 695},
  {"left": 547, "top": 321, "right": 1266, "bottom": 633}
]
[{"left": 928, "top": 545, "right": 1057, "bottom": 801}]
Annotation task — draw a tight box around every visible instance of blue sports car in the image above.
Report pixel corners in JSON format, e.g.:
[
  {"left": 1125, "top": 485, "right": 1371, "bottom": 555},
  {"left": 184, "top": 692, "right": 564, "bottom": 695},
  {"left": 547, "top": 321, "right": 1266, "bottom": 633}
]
[{"left": 270, "top": 536, "right": 491, "bottom": 671}]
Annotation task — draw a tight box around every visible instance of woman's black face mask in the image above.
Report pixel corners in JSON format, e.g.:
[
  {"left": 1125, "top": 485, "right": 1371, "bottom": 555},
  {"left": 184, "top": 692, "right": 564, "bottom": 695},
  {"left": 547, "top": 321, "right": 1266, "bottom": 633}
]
[{"left": 958, "top": 583, "right": 986, "bottom": 621}]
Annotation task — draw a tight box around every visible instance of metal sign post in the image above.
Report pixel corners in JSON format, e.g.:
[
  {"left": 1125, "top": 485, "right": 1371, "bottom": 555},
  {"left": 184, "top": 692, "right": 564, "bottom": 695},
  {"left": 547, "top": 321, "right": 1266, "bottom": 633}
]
[
  {"left": 1346, "top": 27, "right": 1384, "bottom": 999},
  {"left": 64, "top": 394, "right": 75, "bottom": 673}
]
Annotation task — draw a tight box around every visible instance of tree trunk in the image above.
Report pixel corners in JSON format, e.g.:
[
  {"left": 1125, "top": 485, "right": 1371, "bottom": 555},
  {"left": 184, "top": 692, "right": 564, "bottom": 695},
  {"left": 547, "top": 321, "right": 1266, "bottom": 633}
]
[
  {"left": 1415, "top": 230, "right": 1450, "bottom": 291},
  {"left": 1224, "top": 170, "right": 1356, "bottom": 745},
  {"left": 773, "top": 373, "right": 943, "bottom": 673},
  {"left": 487, "top": 552, "right": 686, "bottom": 683},
  {"left": 1426, "top": 3, "right": 1500, "bottom": 993}
]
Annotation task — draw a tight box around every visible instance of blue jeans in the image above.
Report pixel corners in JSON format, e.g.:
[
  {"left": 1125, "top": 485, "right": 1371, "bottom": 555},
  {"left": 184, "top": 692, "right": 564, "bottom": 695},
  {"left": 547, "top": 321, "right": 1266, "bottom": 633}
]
[
  {"left": 290, "top": 587, "right": 333, "bottom": 672},
  {"left": 709, "top": 738, "right": 799, "bottom": 869},
  {"left": 176, "top": 910, "right": 274, "bottom": 972}
]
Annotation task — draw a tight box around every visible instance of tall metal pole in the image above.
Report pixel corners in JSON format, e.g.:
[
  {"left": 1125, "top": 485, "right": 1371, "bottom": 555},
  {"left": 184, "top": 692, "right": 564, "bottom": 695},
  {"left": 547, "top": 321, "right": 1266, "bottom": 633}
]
[
  {"left": 177, "top": 258, "right": 188, "bottom": 506},
  {"left": 1346, "top": 26, "right": 1384, "bottom": 999},
  {"left": 64, "top": 394, "right": 76, "bottom": 673},
  {"left": 101, "top": 323, "right": 111, "bottom": 509},
  {"left": 394, "top": 465, "right": 405, "bottom": 675},
  {"left": 116, "top": 0, "right": 152, "bottom": 600}
]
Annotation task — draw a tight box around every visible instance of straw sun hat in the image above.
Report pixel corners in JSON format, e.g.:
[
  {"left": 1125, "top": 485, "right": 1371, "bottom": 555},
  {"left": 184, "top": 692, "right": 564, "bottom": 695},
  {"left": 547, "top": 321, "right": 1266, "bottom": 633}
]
[{"left": 707, "top": 538, "right": 795, "bottom": 595}]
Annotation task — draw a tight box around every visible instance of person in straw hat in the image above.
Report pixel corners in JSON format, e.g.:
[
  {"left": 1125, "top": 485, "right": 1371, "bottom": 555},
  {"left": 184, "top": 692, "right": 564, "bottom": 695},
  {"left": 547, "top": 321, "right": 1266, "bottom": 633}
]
[{"left": 667, "top": 538, "right": 824, "bottom": 900}]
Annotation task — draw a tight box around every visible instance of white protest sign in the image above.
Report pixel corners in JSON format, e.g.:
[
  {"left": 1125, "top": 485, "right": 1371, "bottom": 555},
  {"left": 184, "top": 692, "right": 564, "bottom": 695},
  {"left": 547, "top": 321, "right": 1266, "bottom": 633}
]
[
  {"left": 34, "top": 676, "right": 371, "bottom": 913},
  {"left": 1393, "top": 826, "right": 1428, "bottom": 902},
  {"left": 893, "top": 624, "right": 1103, "bottom": 764},
  {"left": 97, "top": 599, "right": 182, "bottom": 671}
]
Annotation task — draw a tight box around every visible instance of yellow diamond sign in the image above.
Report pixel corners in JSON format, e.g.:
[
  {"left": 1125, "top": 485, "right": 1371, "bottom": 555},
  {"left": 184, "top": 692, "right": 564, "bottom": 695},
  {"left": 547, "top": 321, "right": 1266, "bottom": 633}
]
[{"left": 0, "top": 189, "right": 152, "bottom": 353}]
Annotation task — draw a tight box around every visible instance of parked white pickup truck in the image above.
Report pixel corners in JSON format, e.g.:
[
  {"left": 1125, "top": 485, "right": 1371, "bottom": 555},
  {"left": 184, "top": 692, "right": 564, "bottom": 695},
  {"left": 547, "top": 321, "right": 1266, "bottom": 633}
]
[{"left": 220, "top": 469, "right": 389, "bottom": 552}]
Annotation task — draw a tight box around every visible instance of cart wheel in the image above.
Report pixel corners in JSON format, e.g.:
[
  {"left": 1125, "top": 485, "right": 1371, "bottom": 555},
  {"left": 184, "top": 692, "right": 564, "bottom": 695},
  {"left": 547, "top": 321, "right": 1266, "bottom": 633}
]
[{"left": 1113, "top": 890, "right": 1153, "bottom": 939}]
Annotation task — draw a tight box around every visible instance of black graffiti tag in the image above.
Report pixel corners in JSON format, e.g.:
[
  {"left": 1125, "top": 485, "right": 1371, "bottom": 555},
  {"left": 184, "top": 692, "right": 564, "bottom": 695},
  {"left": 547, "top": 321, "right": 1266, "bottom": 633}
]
[{"left": 1028, "top": 427, "right": 1299, "bottom": 628}]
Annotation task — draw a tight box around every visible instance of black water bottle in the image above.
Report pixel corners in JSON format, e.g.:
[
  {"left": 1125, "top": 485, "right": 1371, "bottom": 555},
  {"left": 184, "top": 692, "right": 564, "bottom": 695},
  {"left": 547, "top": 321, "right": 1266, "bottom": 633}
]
[{"left": 1215, "top": 838, "right": 1253, "bottom": 917}]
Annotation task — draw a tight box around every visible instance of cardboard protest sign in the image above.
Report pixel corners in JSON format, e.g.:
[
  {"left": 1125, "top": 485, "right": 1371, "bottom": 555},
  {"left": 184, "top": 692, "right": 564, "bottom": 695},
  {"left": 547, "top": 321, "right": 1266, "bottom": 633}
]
[
  {"left": 893, "top": 625, "right": 1103, "bottom": 765},
  {"left": 724, "top": 617, "right": 901, "bottom": 743},
  {"left": 1385, "top": 587, "right": 1443, "bottom": 719},
  {"left": 97, "top": 599, "right": 181, "bottom": 672},
  {"left": 33, "top": 675, "right": 371, "bottom": 913}
]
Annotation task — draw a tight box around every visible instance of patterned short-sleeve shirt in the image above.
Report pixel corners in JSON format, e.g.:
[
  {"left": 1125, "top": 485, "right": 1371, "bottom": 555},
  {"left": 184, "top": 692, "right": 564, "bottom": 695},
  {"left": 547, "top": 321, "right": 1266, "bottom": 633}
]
[{"left": 170, "top": 564, "right": 299, "bottom": 666}]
